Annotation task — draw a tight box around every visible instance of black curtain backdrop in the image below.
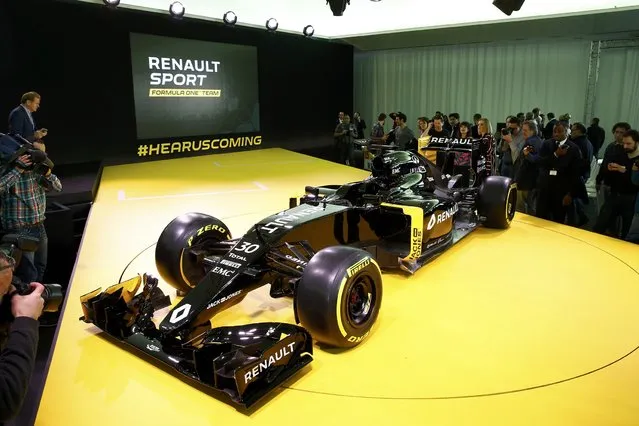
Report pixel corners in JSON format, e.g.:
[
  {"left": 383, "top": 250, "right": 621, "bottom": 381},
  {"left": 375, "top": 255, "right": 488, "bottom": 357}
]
[{"left": 0, "top": 0, "right": 354, "bottom": 165}]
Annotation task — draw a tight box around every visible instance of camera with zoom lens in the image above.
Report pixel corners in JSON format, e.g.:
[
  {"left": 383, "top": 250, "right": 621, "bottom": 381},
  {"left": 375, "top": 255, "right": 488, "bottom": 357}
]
[
  {"left": 0, "top": 133, "right": 54, "bottom": 177},
  {"left": 0, "top": 233, "right": 64, "bottom": 322},
  {"left": 8, "top": 277, "right": 64, "bottom": 313},
  {"left": 501, "top": 127, "right": 512, "bottom": 136}
]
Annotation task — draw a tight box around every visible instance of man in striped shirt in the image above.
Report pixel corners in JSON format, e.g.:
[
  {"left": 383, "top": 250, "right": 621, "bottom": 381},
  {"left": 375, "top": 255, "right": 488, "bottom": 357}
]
[{"left": 0, "top": 147, "right": 62, "bottom": 284}]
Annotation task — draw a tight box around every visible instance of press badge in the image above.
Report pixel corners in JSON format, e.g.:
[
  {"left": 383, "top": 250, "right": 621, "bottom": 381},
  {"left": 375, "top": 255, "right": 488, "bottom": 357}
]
[{"left": 550, "top": 169, "right": 558, "bottom": 176}]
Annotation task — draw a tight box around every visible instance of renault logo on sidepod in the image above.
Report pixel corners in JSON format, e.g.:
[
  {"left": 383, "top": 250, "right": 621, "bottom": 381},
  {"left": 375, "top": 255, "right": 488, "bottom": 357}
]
[
  {"left": 427, "top": 214, "right": 437, "bottom": 230},
  {"left": 426, "top": 204, "right": 458, "bottom": 231}
]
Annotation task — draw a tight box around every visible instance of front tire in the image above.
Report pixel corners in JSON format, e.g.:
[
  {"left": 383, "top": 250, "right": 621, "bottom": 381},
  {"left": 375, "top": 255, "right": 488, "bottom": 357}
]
[
  {"left": 295, "top": 246, "right": 383, "bottom": 349},
  {"left": 477, "top": 176, "right": 517, "bottom": 229},
  {"left": 155, "top": 213, "right": 232, "bottom": 294}
]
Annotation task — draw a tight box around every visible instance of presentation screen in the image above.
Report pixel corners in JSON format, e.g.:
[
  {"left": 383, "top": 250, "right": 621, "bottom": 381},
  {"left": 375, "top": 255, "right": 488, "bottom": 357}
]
[{"left": 129, "top": 33, "right": 260, "bottom": 140}]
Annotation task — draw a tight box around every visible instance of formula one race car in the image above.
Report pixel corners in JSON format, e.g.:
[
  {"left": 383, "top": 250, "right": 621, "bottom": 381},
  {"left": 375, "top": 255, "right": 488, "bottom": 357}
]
[{"left": 79, "top": 149, "right": 516, "bottom": 409}]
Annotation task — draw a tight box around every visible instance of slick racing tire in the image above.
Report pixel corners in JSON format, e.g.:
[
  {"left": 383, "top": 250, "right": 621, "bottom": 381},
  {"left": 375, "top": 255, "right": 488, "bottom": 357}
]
[
  {"left": 155, "top": 213, "right": 232, "bottom": 294},
  {"left": 296, "top": 246, "right": 383, "bottom": 349},
  {"left": 477, "top": 176, "right": 517, "bottom": 229}
]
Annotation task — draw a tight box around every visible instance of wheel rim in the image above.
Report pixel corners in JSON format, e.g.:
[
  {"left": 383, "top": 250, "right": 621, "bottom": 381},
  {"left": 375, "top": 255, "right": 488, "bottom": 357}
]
[
  {"left": 347, "top": 276, "right": 375, "bottom": 326},
  {"left": 181, "top": 231, "right": 228, "bottom": 287},
  {"left": 506, "top": 186, "right": 516, "bottom": 222},
  {"left": 190, "top": 231, "right": 226, "bottom": 249}
]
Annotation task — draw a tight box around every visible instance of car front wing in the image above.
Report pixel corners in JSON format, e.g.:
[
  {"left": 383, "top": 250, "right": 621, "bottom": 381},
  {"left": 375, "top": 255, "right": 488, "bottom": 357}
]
[{"left": 79, "top": 274, "right": 314, "bottom": 408}]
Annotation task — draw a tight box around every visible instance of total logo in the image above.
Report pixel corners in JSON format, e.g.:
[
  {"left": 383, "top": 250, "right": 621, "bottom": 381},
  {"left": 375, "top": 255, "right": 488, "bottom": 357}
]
[{"left": 426, "top": 204, "right": 459, "bottom": 230}]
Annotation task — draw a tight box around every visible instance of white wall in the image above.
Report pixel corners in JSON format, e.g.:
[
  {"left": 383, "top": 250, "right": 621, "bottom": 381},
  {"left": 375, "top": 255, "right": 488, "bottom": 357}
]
[
  {"left": 593, "top": 46, "right": 639, "bottom": 148},
  {"left": 353, "top": 39, "right": 592, "bottom": 131}
]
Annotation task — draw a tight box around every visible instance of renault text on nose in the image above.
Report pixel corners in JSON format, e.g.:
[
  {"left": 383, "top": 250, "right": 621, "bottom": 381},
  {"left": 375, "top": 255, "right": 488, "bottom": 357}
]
[
  {"left": 427, "top": 203, "right": 459, "bottom": 230},
  {"left": 243, "top": 342, "right": 297, "bottom": 384}
]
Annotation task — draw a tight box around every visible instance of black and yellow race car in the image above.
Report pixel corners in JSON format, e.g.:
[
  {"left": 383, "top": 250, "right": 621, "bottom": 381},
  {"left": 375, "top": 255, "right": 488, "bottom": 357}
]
[{"left": 79, "top": 148, "right": 516, "bottom": 409}]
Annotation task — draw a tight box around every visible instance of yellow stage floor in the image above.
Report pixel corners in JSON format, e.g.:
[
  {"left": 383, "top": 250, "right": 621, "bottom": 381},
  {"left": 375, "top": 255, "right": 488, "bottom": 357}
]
[{"left": 36, "top": 148, "right": 639, "bottom": 425}]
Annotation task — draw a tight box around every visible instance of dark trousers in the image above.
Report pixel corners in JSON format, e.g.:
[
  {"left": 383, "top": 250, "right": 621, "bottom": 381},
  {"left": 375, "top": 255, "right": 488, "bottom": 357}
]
[
  {"left": 566, "top": 197, "right": 589, "bottom": 227},
  {"left": 593, "top": 193, "right": 637, "bottom": 238},
  {"left": 536, "top": 189, "right": 569, "bottom": 224},
  {"left": 9, "top": 223, "right": 47, "bottom": 284},
  {"left": 626, "top": 213, "right": 639, "bottom": 243},
  {"left": 337, "top": 140, "right": 353, "bottom": 165}
]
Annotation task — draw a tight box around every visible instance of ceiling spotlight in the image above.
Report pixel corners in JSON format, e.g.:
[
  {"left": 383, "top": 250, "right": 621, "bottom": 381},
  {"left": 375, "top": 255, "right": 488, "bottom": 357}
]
[
  {"left": 327, "top": 0, "right": 350, "bottom": 16},
  {"left": 169, "top": 1, "right": 185, "bottom": 18},
  {"left": 266, "top": 18, "right": 278, "bottom": 32},
  {"left": 102, "top": 0, "right": 120, "bottom": 6},
  {"left": 303, "top": 25, "right": 315, "bottom": 37},
  {"left": 223, "top": 11, "right": 237, "bottom": 25},
  {"left": 492, "top": 0, "right": 525, "bottom": 16}
]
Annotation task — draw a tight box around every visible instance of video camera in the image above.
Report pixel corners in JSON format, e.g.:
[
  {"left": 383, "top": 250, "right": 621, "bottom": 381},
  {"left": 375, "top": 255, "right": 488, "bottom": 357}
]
[
  {"left": 0, "top": 133, "right": 54, "bottom": 177},
  {"left": 0, "top": 233, "right": 63, "bottom": 322}
]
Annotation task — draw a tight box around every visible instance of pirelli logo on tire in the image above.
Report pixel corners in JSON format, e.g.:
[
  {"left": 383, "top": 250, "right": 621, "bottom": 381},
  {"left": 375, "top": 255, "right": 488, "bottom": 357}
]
[
  {"left": 187, "top": 223, "right": 229, "bottom": 246},
  {"left": 346, "top": 257, "right": 371, "bottom": 278}
]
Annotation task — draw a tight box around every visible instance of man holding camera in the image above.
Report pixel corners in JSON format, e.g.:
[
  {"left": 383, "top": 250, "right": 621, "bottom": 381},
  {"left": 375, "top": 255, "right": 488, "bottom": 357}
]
[
  {"left": 0, "top": 250, "right": 45, "bottom": 424},
  {"left": 0, "top": 145, "right": 61, "bottom": 285},
  {"left": 514, "top": 120, "right": 544, "bottom": 215},
  {"left": 499, "top": 117, "right": 526, "bottom": 179},
  {"left": 593, "top": 127, "right": 638, "bottom": 239},
  {"left": 333, "top": 113, "right": 357, "bottom": 165}
]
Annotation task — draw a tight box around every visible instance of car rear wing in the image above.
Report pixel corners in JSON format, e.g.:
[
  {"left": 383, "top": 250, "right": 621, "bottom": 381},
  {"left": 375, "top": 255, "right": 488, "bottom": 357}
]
[{"left": 419, "top": 136, "right": 478, "bottom": 153}]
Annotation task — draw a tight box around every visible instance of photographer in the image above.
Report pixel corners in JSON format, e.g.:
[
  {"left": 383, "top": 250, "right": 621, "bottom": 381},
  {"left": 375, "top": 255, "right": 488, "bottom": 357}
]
[
  {"left": 333, "top": 114, "right": 357, "bottom": 165},
  {"left": 593, "top": 128, "right": 638, "bottom": 239},
  {"left": 514, "top": 120, "right": 544, "bottom": 215},
  {"left": 499, "top": 117, "right": 526, "bottom": 179},
  {"left": 0, "top": 251, "right": 45, "bottom": 424},
  {"left": 0, "top": 137, "right": 62, "bottom": 284}
]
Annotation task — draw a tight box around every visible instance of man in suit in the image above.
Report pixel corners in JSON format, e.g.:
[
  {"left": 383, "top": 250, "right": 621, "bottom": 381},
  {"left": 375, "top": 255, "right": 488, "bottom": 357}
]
[
  {"left": 587, "top": 117, "right": 605, "bottom": 159},
  {"left": 7, "top": 92, "right": 47, "bottom": 143},
  {"left": 542, "top": 112, "right": 557, "bottom": 139},
  {"left": 535, "top": 122, "right": 585, "bottom": 224}
]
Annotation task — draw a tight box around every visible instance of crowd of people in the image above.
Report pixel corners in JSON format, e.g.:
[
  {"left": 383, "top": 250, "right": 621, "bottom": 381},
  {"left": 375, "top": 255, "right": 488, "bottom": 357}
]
[
  {"left": 0, "top": 91, "right": 62, "bottom": 423},
  {"left": 333, "top": 109, "right": 639, "bottom": 244}
]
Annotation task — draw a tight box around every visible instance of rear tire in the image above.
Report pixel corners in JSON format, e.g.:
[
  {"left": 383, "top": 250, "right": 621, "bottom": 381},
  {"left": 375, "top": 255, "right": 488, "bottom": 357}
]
[
  {"left": 155, "top": 213, "right": 232, "bottom": 294},
  {"left": 477, "top": 176, "right": 517, "bottom": 229},
  {"left": 295, "top": 246, "right": 383, "bottom": 349}
]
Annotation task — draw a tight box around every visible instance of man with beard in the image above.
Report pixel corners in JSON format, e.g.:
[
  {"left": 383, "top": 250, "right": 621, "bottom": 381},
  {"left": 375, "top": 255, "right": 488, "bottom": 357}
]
[
  {"left": 535, "top": 122, "right": 584, "bottom": 223},
  {"left": 392, "top": 113, "right": 415, "bottom": 151},
  {"left": 594, "top": 122, "right": 634, "bottom": 237},
  {"left": 626, "top": 130, "right": 639, "bottom": 243},
  {"left": 593, "top": 129, "right": 639, "bottom": 239}
]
